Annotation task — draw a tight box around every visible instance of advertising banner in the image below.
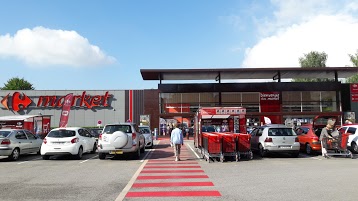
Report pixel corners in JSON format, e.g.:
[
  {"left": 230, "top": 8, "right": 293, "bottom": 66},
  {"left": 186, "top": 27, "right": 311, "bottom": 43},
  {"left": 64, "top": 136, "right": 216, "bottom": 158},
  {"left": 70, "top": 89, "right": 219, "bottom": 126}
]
[{"left": 59, "top": 93, "right": 73, "bottom": 128}]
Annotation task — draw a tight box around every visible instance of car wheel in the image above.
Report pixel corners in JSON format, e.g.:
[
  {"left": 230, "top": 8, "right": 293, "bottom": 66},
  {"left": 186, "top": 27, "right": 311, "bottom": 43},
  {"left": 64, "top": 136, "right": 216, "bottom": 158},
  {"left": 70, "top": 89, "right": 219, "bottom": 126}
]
[
  {"left": 305, "top": 143, "right": 312, "bottom": 155},
  {"left": 352, "top": 142, "right": 358, "bottom": 154},
  {"left": 98, "top": 153, "right": 106, "bottom": 160},
  {"left": 75, "top": 147, "right": 83, "bottom": 160},
  {"left": 8, "top": 148, "right": 20, "bottom": 161},
  {"left": 42, "top": 155, "right": 50, "bottom": 160},
  {"left": 259, "top": 144, "right": 266, "bottom": 157},
  {"left": 140, "top": 144, "right": 145, "bottom": 153},
  {"left": 132, "top": 145, "right": 141, "bottom": 159},
  {"left": 37, "top": 147, "right": 41, "bottom": 155},
  {"left": 91, "top": 143, "right": 97, "bottom": 154}
]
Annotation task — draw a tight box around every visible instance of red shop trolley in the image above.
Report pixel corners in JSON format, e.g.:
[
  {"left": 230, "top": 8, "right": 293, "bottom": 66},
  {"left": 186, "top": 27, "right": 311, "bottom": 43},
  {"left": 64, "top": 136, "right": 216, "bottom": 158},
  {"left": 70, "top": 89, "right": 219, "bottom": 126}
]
[
  {"left": 323, "top": 133, "right": 353, "bottom": 159},
  {"left": 235, "top": 133, "right": 253, "bottom": 160},
  {"left": 215, "top": 132, "right": 239, "bottom": 162},
  {"left": 201, "top": 132, "right": 222, "bottom": 162}
]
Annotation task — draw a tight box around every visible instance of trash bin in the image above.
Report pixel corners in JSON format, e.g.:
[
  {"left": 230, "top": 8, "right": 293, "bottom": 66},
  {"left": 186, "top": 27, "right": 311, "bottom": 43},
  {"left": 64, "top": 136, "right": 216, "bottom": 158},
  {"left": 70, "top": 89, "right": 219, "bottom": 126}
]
[{"left": 154, "top": 128, "right": 158, "bottom": 140}]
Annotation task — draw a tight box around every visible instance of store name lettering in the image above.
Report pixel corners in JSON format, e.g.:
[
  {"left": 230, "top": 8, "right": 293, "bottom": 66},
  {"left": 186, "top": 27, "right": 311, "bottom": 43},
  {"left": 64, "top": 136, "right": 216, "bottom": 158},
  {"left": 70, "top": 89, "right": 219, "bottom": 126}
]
[
  {"left": 1, "top": 91, "right": 112, "bottom": 112},
  {"left": 37, "top": 91, "right": 111, "bottom": 109}
]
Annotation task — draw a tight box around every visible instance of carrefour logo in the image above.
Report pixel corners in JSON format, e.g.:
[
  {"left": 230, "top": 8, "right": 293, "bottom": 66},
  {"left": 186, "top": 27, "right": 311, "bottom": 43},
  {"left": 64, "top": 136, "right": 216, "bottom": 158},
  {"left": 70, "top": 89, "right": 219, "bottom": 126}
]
[
  {"left": 1, "top": 92, "right": 32, "bottom": 112},
  {"left": 1, "top": 91, "right": 112, "bottom": 112}
]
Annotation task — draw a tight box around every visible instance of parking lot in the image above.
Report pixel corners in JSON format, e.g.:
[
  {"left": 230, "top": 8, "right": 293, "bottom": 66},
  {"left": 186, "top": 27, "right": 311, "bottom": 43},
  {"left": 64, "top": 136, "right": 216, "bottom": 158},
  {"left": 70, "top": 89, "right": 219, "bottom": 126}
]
[{"left": 1, "top": 139, "right": 358, "bottom": 201}]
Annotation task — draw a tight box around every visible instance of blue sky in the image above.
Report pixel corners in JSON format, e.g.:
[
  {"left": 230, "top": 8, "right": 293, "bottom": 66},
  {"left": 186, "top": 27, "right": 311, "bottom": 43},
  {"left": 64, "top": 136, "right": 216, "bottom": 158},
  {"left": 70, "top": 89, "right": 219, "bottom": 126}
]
[{"left": 0, "top": 0, "right": 358, "bottom": 90}]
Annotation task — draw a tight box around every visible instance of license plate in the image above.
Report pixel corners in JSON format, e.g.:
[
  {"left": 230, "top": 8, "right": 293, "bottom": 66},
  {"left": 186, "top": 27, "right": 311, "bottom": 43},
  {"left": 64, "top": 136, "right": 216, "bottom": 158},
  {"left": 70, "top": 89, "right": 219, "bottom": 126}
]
[
  {"left": 279, "top": 145, "right": 291, "bottom": 148},
  {"left": 110, "top": 150, "right": 123, "bottom": 154}
]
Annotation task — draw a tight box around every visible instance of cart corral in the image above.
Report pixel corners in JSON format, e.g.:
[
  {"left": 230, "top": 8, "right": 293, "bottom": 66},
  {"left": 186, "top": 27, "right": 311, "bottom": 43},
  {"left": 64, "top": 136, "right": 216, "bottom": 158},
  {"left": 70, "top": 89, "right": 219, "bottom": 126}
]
[{"left": 194, "top": 107, "right": 253, "bottom": 162}]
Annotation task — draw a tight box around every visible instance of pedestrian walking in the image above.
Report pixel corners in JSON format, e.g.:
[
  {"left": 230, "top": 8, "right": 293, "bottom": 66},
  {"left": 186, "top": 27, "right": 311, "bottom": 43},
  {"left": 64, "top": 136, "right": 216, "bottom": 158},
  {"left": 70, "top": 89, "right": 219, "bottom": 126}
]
[{"left": 170, "top": 124, "right": 184, "bottom": 161}]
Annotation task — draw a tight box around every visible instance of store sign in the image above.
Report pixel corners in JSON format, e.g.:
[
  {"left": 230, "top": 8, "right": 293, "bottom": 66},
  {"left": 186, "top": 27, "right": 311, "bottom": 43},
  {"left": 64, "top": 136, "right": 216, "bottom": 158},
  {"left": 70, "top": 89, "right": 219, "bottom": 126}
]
[
  {"left": 201, "top": 107, "right": 246, "bottom": 115},
  {"left": 1, "top": 91, "right": 112, "bottom": 112},
  {"left": 351, "top": 84, "right": 358, "bottom": 102}
]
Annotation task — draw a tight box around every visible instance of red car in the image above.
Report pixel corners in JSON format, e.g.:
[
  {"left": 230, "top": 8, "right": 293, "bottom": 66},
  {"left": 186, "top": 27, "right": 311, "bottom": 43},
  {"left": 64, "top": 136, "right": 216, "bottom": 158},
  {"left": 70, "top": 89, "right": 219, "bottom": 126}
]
[{"left": 295, "top": 116, "right": 340, "bottom": 155}]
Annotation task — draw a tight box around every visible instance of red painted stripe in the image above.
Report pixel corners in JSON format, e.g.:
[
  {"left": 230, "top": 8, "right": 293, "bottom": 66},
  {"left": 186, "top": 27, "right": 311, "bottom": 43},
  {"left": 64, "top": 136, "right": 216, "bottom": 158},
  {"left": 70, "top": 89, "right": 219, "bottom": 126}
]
[
  {"left": 143, "top": 166, "right": 201, "bottom": 169},
  {"left": 132, "top": 182, "right": 214, "bottom": 188},
  {"left": 137, "top": 175, "right": 208, "bottom": 180},
  {"left": 126, "top": 191, "right": 221, "bottom": 197},
  {"left": 140, "top": 169, "right": 204, "bottom": 173},
  {"left": 148, "top": 159, "right": 190, "bottom": 162},
  {"left": 146, "top": 162, "right": 198, "bottom": 164},
  {"left": 129, "top": 90, "right": 132, "bottom": 121}
]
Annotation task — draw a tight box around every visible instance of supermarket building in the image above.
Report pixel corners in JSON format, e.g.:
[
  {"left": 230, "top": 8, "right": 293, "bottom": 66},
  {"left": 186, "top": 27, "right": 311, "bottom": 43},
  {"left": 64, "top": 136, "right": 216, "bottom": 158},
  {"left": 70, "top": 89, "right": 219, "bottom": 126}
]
[{"left": 1, "top": 67, "right": 358, "bottom": 132}]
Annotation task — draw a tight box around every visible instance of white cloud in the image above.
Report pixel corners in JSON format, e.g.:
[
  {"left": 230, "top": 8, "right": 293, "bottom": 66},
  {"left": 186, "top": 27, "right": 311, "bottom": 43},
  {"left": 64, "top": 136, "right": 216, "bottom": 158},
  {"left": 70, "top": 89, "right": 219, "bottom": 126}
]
[
  {"left": 0, "top": 26, "right": 116, "bottom": 67},
  {"left": 242, "top": 0, "right": 358, "bottom": 67}
]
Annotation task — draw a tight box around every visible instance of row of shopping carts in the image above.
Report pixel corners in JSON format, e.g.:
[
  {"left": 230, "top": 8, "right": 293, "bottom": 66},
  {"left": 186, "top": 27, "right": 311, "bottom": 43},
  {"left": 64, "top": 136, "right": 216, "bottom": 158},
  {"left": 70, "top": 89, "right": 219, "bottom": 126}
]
[{"left": 199, "top": 132, "right": 253, "bottom": 163}]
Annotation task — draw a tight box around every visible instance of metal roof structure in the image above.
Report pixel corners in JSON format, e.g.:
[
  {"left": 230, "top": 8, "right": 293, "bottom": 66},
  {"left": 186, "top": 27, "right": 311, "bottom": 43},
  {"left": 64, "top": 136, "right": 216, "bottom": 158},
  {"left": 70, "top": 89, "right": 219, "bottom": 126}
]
[{"left": 140, "top": 67, "right": 358, "bottom": 81}]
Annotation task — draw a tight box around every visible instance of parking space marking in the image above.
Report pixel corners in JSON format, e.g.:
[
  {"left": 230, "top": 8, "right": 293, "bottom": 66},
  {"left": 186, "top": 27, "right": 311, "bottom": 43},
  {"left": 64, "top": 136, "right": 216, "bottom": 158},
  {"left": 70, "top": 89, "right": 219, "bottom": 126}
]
[
  {"left": 115, "top": 158, "right": 148, "bottom": 201},
  {"left": 17, "top": 157, "right": 42, "bottom": 164},
  {"left": 186, "top": 143, "right": 202, "bottom": 161},
  {"left": 140, "top": 148, "right": 154, "bottom": 162},
  {"left": 79, "top": 155, "right": 98, "bottom": 164}
]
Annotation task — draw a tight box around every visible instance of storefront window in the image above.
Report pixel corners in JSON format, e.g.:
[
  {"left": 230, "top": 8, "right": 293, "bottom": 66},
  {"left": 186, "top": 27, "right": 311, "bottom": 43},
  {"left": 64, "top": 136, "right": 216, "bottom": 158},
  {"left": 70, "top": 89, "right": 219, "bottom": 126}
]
[{"left": 282, "top": 91, "right": 337, "bottom": 112}]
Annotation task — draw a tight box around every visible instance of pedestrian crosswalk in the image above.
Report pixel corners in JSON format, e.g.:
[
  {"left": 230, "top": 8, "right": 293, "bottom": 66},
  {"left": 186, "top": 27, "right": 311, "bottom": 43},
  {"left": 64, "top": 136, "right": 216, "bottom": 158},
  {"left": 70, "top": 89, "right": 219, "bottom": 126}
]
[{"left": 124, "top": 140, "right": 221, "bottom": 199}]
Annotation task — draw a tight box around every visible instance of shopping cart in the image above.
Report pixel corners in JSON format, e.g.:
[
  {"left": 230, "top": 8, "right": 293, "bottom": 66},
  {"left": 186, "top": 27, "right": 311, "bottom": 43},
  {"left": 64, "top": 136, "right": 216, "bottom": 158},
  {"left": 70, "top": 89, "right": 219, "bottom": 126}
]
[{"left": 323, "top": 133, "right": 353, "bottom": 159}]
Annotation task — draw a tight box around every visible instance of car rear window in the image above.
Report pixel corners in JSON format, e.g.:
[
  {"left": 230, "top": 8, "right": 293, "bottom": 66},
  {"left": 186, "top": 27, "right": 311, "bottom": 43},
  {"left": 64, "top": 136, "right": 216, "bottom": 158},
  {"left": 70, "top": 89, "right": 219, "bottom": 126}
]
[
  {"left": 47, "top": 130, "right": 76, "bottom": 138},
  {"left": 103, "top": 125, "right": 132, "bottom": 134},
  {"left": 268, "top": 128, "right": 296, "bottom": 136},
  {"left": 0, "top": 131, "right": 11, "bottom": 138},
  {"left": 139, "top": 128, "right": 150, "bottom": 133}
]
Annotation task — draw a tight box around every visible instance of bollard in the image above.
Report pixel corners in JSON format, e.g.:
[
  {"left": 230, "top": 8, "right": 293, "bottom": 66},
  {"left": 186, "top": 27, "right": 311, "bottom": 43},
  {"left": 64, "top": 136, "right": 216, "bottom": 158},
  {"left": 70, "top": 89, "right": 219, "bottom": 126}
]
[{"left": 154, "top": 128, "right": 158, "bottom": 140}]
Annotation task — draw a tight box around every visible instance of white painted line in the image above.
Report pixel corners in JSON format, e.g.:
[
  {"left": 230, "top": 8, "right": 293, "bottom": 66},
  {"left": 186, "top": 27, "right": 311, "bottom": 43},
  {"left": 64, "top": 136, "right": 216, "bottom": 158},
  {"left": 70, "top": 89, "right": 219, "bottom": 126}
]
[
  {"left": 186, "top": 143, "right": 202, "bottom": 161},
  {"left": 80, "top": 155, "right": 98, "bottom": 164},
  {"left": 310, "top": 157, "right": 322, "bottom": 160},
  {"left": 17, "top": 157, "right": 42, "bottom": 164},
  {"left": 115, "top": 156, "right": 148, "bottom": 201},
  {"left": 140, "top": 148, "right": 154, "bottom": 162}
]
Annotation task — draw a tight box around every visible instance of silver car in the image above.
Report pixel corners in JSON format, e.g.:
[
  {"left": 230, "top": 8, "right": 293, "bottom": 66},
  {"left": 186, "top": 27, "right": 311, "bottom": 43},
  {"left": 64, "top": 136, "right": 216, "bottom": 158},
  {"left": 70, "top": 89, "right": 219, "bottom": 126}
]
[
  {"left": 0, "top": 129, "right": 43, "bottom": 161},
  {"left": 250, "top": 124, "right": 300, "bottom": 157},
  {"left": 139, "top": 126, "right": 154, "bottom": 149}
]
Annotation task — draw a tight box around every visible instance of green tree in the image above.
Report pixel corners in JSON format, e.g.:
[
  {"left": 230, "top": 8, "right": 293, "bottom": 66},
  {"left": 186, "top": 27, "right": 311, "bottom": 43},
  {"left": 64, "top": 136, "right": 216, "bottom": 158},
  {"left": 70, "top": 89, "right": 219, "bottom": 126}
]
[
  {"left": 346, "top": 50, "right": 358, "bottom": 83},
  {"left": 1, "top": 77, "right": 35, "bottom": 90},
  {"left": 293, "top": 51, "right": 331, "bottom": 82}
]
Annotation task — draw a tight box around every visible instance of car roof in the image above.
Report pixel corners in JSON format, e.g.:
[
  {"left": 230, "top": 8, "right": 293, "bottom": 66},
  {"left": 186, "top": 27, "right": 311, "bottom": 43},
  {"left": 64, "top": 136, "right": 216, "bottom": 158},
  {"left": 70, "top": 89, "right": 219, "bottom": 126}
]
[
  {"left": 105, "top": 123, "right": 135, "bottom": 126},
  {"left": 341, "top": 124, "right": 358, "bottom": 128},
  {"left": 262, "top": 124, "right": 291, "bottom": 128},
  {"left": 0, "top": 128, "right": 25, "bottom": 131},
  {"left": 52, "top": 127, "right": 83, "bottom": 131}
]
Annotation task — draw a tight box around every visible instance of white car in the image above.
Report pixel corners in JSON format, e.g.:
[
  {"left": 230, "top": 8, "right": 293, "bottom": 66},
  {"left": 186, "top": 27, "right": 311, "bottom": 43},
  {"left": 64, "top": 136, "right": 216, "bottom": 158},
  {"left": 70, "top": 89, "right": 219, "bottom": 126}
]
[
  {"left": 0, "top": 129, "right": 42, "bottom": 161},
  {"left": 139, "top": 125, "right": 153, "bottom": 149},
  {"left": 338, "top": 125, "right": 358, "bottom": 153},
  {"left": 97, "top": 123, "right": 145, "bottom": 160},
  {"left": 250, "top": 124, "right": 300, "bottom": 157},
  {"left": 41, "top": 127, "right": 97, "bottom": 160}
]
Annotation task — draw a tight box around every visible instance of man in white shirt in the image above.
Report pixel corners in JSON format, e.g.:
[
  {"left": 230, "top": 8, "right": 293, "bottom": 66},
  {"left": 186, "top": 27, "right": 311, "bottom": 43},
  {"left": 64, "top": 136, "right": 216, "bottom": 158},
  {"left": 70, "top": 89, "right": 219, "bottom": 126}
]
[{"left": 170, "top": 124, "right": 184, "bottom": 161}]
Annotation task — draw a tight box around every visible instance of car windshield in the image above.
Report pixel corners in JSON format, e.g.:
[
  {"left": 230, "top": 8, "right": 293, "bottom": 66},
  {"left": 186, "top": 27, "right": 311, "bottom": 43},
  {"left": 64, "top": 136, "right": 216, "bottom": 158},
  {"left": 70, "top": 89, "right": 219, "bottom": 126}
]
[
  {"left": 268, "top": 128, "right": 296, "bottom": 136},
  {"left": 0, "top": 131, "right": 11, "bottom": 138},
  {"left": 139, "top": 127, "right": 150, "bottom": 133},
  {"left": 47, "top": 130, "right": 76, "bottom": 138},
  {"left": 103, "top": 125, "right": 132, "bottom": 134}
]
